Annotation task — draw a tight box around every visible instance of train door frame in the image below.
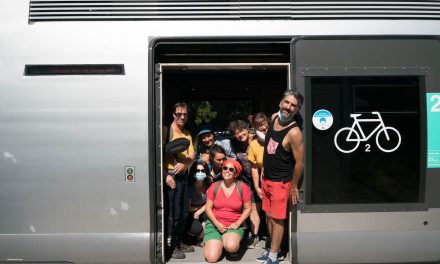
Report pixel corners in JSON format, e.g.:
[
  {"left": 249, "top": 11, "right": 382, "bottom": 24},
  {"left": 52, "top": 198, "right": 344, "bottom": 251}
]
[{"left": 154, "top": 61, "right": 291, "bottom": 262}]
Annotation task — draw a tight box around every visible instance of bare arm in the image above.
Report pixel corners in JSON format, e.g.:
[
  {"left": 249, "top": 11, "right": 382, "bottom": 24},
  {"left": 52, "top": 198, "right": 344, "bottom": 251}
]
[
  {"left": 271, "top": 112, "right": 277, "bottom": 122},
  {"left": 194, "top": 204, "right": 206, "bottom": 219},
  {"left": 163, "top": 162, "right": 176, "bottom": 189},
  {"left": 251, "top": 164, "right": 262, "bottom": 199},
  {"left": 288, "top": 127, "right": 304, "bottom": 204}
]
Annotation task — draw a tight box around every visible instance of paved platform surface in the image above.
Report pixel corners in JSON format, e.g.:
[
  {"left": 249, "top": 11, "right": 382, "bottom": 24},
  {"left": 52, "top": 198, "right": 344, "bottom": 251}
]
[{"left": 167, "top": 240, "right": 290, "bottom": 264}]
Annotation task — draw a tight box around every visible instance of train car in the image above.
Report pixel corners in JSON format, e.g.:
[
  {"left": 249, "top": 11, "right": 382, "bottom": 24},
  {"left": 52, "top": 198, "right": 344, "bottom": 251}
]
[{"left": 1, "top": 1, "right": 440, "bottom": 263}]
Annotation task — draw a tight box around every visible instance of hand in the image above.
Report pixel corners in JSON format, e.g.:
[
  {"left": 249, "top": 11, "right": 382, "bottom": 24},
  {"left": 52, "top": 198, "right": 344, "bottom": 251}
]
[
  {"left": 201, "top": 153, "right": 210, "bottom": 164},
  {"left": 255, "top": 187, "right": 263, "bottom": 199},
  {"left": 173, "top": 162, "right": 185, "bottom": 175},
  {"left": 291, "top": 186, "right": 299, "bottom": 204},
  {"left": 227, "top": 222, "right": 240, "bottom": 230},
  {"left": 216, "top": 223, "right": 228, "bottom": 233},
  {"left": 208, "top": 175, "right": 214, "bottom": 183},
  {"left": 166, "top": 175, "right": 176, "bottom": 189}
]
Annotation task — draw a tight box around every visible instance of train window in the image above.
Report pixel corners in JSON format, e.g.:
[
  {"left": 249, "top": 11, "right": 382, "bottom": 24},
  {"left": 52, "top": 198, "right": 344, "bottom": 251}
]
[{"left": 309, "top": 76, "right": 423, "bottom": 204}]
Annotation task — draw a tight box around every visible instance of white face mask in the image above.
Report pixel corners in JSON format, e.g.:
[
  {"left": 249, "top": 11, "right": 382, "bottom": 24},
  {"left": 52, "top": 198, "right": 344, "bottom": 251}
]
[
  {"left": 277, "top": 110, "right": 294, "bottom": 123},
  {"left": 256, "top": 130, "right": 266, "bottom": 142},
  {"left": 195, "top": 172, "right": 207, "bottom": 181}
]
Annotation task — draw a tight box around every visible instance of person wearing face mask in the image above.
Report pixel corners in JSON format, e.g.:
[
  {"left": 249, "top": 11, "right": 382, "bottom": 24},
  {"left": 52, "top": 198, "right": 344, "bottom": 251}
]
[
  {"left": 249, "top": 113, "right": 269, "bottom": 198},
  {"left": 257, "top": 90, "right": 304, "bottom": 264},
  {"left": 187, "top": 161, "right": 209, "bottom": 246},
  {"left": 247, "top": 112, "right": 270, "bottom": 248}
]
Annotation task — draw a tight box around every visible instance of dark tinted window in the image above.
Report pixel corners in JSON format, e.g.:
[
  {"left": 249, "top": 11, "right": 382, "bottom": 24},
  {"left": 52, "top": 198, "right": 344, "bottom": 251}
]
[{"left": 309, "top": 76, "right": 422, "bottom": 204}]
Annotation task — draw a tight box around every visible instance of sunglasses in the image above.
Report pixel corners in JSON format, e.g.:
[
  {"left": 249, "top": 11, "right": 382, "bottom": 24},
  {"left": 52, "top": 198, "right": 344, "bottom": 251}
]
[
  {"left": 174, "top": 112, "right": 188, "bottom": 118},
  {"left": 222, "top": 166, "right": 236, "bottom": 173},
  {"left": 196, "top": 169, "right": 205, "bottom": 173}
]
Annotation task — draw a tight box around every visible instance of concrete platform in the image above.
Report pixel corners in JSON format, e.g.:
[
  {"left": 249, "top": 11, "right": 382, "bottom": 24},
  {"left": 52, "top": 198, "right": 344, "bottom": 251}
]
[{"left": 167, "top": 240, "right": 290, "bottom": 264}]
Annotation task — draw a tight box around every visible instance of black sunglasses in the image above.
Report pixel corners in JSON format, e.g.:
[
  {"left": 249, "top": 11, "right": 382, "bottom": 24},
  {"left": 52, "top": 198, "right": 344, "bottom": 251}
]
[
  {"left": 196, "top": 169, "right": 205, "bottom": 173},
  {"left": 222, "top": 166, "right": 236, "bottom": 173},
  {"left": 174, "top": 112, "right": 188, "bottom": 118}
]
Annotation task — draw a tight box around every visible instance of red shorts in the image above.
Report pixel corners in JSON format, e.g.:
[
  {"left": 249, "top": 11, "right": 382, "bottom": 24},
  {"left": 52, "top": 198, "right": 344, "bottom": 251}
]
[{"left": 261, "top": 178, "right": 291, "bottom": 220}]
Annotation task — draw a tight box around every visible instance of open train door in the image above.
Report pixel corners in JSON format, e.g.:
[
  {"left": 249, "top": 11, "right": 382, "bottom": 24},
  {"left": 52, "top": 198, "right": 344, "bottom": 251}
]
[{"left": 291, "top": 36, "right": 440, "bottom": 263}]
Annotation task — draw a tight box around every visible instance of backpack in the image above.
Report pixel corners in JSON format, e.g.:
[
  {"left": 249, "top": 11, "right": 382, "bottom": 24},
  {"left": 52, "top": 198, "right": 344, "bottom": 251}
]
[{"left": 213, "top": 180, "right": 243, "bottom": 200}]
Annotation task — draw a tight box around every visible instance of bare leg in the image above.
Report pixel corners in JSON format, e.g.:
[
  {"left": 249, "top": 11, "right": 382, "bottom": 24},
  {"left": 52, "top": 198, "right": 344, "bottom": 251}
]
[
  {"left": 270, "top": 217, "right": 284, "bottom": 254},
  {"left": 250, "top": 202, "right": 260, "bottom": 236},
  {"left": 266, "top": 213, "right": 272, "bottom": 238},
  {"left": 222, "top": 232, "right": 242, "bottom": 253},
  {"left": 204, "top": 239, "right": 223, "bottom": 263}
]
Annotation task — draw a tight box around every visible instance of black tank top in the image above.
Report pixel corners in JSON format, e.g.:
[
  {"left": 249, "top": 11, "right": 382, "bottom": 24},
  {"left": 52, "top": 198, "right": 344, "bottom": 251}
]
[{"left": 263, "top": 117, "right": 298, "bottom": 182}]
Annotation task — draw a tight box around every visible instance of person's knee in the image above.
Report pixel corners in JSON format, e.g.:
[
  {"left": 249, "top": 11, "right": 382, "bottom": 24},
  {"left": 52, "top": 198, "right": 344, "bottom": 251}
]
[
  {"left": 223, "top": 239, "right": 240, "bottom": 253},
  {"left": 204, "top": 247, "right": 221, "bottom": 262},
  {"left": 205, "top": 253, "right": 220, "bottom": 263}
]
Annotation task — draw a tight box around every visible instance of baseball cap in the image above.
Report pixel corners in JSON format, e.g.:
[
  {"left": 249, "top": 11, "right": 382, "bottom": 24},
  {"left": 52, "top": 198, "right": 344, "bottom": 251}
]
[{"left": 197, "top": 126, "right": 213, "bottom": 137}]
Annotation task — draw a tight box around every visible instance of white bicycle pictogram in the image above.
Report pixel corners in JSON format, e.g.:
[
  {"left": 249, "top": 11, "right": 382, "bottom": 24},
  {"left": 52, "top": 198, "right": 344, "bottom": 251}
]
[{"left": 334, "top": 111, "right": 401, "bottom": 153}]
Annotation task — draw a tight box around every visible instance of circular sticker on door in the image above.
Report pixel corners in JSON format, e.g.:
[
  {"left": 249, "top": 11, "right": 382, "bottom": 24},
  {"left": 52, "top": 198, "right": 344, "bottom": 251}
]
[{"left": 313, "top": 109, "right": 333, "bottom": 130}]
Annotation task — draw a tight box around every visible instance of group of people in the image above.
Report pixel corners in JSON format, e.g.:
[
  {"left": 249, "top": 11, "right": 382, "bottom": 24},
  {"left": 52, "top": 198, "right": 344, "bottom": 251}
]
[{"left": 163, "top": 90, "right": 304, "bottom": 264}]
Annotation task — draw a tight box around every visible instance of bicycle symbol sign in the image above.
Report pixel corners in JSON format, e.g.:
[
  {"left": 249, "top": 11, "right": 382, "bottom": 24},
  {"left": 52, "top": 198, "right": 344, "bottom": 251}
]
[{"left": 334, "top": 112, "right": 401, "bottom": 153}]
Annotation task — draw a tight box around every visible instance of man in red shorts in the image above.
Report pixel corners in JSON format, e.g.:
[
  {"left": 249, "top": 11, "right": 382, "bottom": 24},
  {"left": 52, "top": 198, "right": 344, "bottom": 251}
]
[{"left": 257, "top": 90, "right": 304, "bottom": 264}]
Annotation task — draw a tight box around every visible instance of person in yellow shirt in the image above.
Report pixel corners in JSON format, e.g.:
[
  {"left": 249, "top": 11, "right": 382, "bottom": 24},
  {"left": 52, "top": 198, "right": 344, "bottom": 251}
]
[
  {"left": 247, "top": 112, "right": 270, "bottom": 248},
  {"left": 163, "top": 102, "right": 195, "bottom": 259},
  {"left": 248, "top": 113, "right": 270, "bottom": 199}
]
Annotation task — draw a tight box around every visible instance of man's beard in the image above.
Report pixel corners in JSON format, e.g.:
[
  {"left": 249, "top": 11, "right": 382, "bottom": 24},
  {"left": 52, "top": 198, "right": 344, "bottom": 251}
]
[{"left": 277, "top": 110, "right": 294, "bottom": 123}]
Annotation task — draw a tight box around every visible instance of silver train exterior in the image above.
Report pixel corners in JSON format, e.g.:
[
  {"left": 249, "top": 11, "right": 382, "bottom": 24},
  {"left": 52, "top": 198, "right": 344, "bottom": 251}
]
[{"left": 1, "top": 1, "right": 440, "bottom": 264}]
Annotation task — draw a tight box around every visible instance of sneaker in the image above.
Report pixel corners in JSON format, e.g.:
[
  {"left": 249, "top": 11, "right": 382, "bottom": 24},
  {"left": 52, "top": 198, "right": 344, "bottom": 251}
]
[
  {"left": 256, "top": 250, "right": 283, "bottom": 263},
  {"left": 179, "top": 243, "right": 195, "bottom": 253},
  {"left": 247, "top": 235, "right": 259, "bottom": 249},
  {"left": 171, "top": 248, "right": 185, "bottom": 259},
  {"left": 256, "top": 250, "right": 269, "bottom": 263},
  {"left": 263, "top": 258, "right": 279, "bottom": 264}
]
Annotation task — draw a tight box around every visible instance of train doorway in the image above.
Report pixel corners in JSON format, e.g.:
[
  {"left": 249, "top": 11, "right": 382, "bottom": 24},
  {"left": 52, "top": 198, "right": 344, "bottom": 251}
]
[
  {"left": 156, "top": 62, "right": 290, "bottom": 263},
  {"left": 151, "top": 39, "right": 294, "bottom": 263}
]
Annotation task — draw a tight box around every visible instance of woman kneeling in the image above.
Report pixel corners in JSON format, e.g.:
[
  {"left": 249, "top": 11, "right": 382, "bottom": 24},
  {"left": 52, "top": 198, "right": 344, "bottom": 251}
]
[{"left": 204, "top": 159, "right": 252, "bottom": 262}]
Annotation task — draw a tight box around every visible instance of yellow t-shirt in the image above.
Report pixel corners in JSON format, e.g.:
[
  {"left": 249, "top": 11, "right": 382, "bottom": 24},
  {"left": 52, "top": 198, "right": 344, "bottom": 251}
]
[
  {"left": 248, "top": 139, "right": 264, "bottom": 170},
  {"left": 164, "top": 126, "right": 194, "bottom": 170}
]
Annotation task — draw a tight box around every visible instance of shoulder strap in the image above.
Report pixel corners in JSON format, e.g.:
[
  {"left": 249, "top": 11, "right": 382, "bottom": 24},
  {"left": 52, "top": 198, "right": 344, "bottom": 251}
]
[
  {"left": 164, "top": 125, "right": 174, "bottom": 145},
  {"left": 168, "top": 125, "right": 173, "bottom": 142},
  {"left": 214, "top": 180, "right": 243, "bottom": 200},
  {"left": 236, "top": 180, "right": 243, "bottom": 200},
  {"left": 214, "top": 180, "right": 223, "bottom": 199}
]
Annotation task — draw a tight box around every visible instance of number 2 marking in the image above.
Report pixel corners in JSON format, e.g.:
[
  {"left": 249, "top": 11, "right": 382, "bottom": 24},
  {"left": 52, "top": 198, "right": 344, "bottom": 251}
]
[
  {"left": 365, "top": 144, "right": 371, "bottom": 152},
  {"left": 431, "top": 95, "right": 440, "bottom": 112}
]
